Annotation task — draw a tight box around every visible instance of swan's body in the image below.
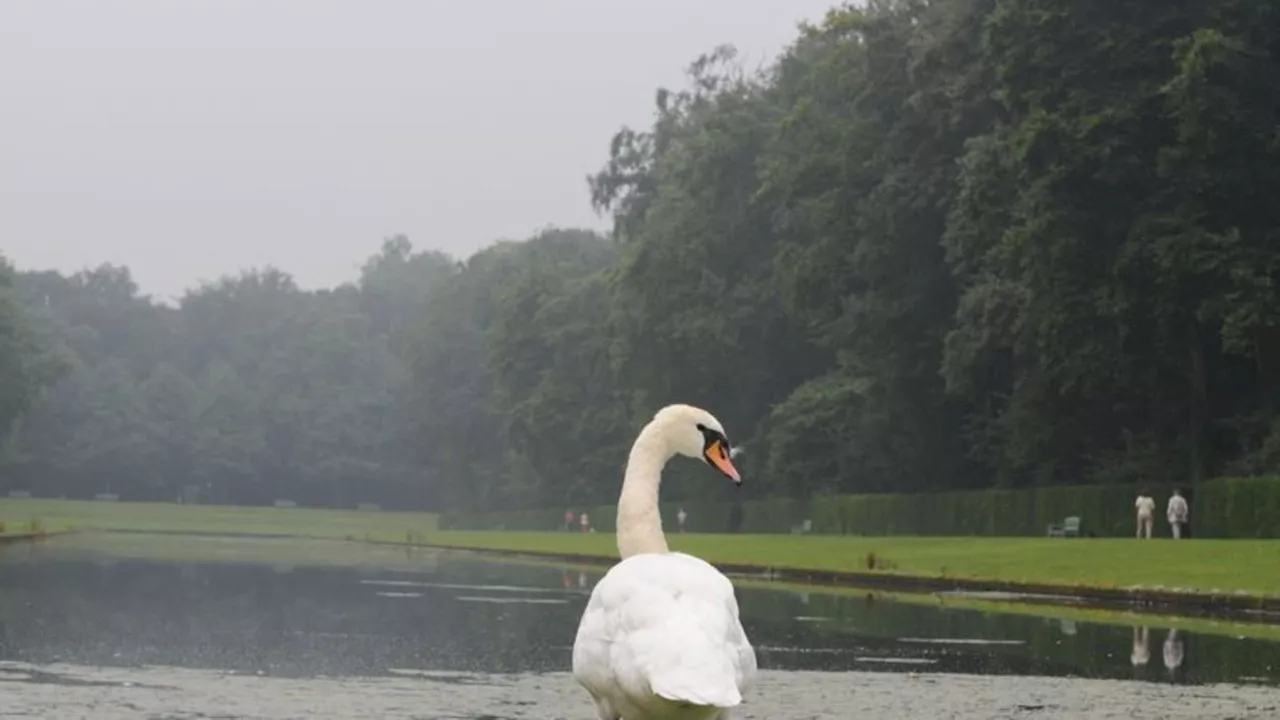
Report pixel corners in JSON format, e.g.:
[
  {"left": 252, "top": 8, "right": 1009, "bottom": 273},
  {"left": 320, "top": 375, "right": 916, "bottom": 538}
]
[{"left": 572, "top": 404, "right": 757, "bottom": 720}]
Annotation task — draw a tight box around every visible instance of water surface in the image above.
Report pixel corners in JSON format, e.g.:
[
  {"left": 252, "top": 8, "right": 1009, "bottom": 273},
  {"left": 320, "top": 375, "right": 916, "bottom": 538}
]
[{"left": 1, "top": 534, "right": 1277, "bottom": 719}]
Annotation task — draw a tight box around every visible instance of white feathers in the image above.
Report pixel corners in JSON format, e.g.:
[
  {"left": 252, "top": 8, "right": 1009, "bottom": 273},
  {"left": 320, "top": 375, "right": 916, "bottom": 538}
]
[
  {"left": 570, "top": 404, "right": 756, "bottom": 720},
  {"left": 573, "top": 553, "right": 756, "bottom": 719}
]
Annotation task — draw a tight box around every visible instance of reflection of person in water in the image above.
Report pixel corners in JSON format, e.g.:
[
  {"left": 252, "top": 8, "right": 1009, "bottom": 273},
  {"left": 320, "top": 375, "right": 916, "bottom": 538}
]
[
  {"left": 1163, "top": 629, "right": 1185, "bottom": 679},
  {"left": 1131, "top": 626, "right": 1150, "bottom": 668}
]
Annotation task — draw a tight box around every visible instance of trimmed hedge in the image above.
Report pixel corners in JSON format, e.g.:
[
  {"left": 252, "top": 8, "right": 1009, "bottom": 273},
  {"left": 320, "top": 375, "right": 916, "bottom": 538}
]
[{"left": 441, "top": 476, "right": 1280, "bottom": 539}]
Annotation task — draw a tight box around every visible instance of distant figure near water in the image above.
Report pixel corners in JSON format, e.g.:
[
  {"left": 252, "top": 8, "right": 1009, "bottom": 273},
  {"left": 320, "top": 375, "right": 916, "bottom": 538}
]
[
  {"left": 1163, "top": 629, "right": 1185, "bottom": 678},
  {"left": 1167, "top": 489, "right": 1189, "bottom": 539},
  {"left": 1135, "top": 491, "right": 1155, "bottom": 539},
  {"left": 1131, "top": 626, "right": 1150, "bottom": 668}
]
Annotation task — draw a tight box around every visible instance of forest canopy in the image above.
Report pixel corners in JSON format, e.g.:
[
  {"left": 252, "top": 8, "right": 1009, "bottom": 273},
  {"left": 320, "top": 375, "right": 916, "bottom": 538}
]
[{"left": 3, "top": 0, "right": 1279, "bottom": 511}]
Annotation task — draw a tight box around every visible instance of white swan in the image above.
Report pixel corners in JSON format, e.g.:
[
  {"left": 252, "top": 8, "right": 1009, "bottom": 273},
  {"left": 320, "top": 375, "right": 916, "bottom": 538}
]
[{"left": 572, "top": 404, "right": 757, "bottom": 720}]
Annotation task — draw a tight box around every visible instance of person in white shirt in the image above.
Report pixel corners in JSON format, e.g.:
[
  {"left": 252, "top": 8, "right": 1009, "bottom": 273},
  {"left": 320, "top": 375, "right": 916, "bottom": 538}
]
[
  {"left": 1167, "top": 488, "right": 1189, "bottom": 539},
  {"left": 677, "top": 507, "right": 688, "bottom": 533},
  {"left": 1135, "top": 492, "right": 1155, "bottom": 539}
]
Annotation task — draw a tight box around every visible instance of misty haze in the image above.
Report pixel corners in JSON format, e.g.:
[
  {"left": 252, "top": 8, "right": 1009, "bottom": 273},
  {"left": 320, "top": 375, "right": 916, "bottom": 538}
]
[{"left": 2, "top": 1, "right": 1279, "bottom": 719}]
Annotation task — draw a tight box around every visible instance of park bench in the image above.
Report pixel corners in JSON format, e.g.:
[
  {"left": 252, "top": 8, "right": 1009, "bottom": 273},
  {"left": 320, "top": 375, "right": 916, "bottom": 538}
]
[{"left": 1047, "top": 515, "right": 1081, "bottom": 538}]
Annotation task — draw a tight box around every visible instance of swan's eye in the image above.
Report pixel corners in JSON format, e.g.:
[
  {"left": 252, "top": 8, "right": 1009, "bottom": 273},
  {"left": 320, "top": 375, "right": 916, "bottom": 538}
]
[
  {"left": 696, "top": 423, "right": 733, "bottom": 462},
  {"left": 700, "top": 435, "right": 742, "bottom": 483}
]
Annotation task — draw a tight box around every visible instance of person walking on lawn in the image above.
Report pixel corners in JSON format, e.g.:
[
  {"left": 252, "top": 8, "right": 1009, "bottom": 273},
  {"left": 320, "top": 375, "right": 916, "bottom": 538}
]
[
  {"left": 1167, "top": 489, "right": 1189, "bottom": 539},
  {"left": 1135, "top": 491, "right": 1155, "bottom": 539}
]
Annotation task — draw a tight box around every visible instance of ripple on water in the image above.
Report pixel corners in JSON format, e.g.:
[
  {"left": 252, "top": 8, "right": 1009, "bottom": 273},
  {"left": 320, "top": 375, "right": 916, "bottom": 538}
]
[
  {"left": 453, "top": 596, "right": 570, "bottom": 605},
  {"left": 897, "top": 637, "right": 1027, "bottom": 645},
  {"left": 359, "top": 580, "right": 579, "bottom": 595}
]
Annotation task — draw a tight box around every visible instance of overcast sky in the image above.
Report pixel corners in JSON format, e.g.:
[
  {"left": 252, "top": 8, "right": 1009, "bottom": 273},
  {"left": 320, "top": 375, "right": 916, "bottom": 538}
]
[{"left": 1, "top": 0, "right": 837, "bottom": 301}]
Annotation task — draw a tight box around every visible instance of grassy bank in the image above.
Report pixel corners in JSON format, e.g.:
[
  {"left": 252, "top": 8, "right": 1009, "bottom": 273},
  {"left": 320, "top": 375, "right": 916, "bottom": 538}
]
[
  {"left": 16, "top": 532, "right": 443, "bottom": 573},
  {"left": 4, "top": 498, "right": 1276, "bottom": 599},
  {"left": 419, "top": 531, "right": 1280, "bottom": 597},
  {"left": 0, "top": 515, "right": 74, "bottom": 537},
  {"left": 0, "top": 498, "right": 438, "bottom": 542}
]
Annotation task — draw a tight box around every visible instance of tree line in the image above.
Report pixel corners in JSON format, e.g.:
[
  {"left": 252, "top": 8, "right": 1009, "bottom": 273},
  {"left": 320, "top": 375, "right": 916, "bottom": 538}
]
[{"left": 2, "top": 0, "right": 1278, "bottom": 512}]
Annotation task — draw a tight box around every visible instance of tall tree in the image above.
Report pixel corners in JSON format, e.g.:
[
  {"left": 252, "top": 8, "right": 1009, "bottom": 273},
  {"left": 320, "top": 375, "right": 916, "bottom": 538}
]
[
  {"left": 759, "top": 0, "right": 999, "bottom": 495},
  {"left": 0, "top": 255, "right": 66, "bottom": 474},
  {"left": 7, "top": 0, "right": 1280, "bottom": 514}
]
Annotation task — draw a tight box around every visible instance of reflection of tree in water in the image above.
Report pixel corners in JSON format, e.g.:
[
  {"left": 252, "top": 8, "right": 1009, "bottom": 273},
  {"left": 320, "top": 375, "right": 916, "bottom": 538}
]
[
  {"left": 254, "top": 565, "right": 293, "bottom": 666},
  {"left": 0, "top": 555, "right": 1273, "bottom": 686},
  {"left": 734, "top": 588, "right": 1276, "bottom": 685},
  {"left": 0, "top": 590, "right": 12, "bottom": 656},
  {"left": 0, "top": 558, "right": 591, "bottom": 675}
]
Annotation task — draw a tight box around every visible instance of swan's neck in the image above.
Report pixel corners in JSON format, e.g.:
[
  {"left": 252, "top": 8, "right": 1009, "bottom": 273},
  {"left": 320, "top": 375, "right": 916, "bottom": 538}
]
[{"left": 616, "top": 422, "right": 672, "bottom": 559}]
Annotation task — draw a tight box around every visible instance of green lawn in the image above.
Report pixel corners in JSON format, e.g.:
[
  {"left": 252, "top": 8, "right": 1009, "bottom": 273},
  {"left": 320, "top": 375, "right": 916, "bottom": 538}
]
[
  {"left": 0, "top": 498, "right": 438, "bottom": 541},
  {"left": 422, "top": 531, "right": 1280, "bottom": 596},
  {"left": 3, "top": 498, "right": 1277, "bottom": 597},
  {"left": 34, "top": 532, "right": 443, "bottom": 573}
]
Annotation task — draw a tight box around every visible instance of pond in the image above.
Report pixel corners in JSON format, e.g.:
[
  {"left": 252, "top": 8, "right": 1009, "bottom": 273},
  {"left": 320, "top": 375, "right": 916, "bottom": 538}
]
[{"left": 1, "top": 534, "right": 1278, "bottom": 719}]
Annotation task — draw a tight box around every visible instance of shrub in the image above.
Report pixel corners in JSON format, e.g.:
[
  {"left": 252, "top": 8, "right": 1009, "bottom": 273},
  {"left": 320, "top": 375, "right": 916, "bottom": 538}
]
[{"left": 440, "top": 477, "right": 1280, "bottom": 538}]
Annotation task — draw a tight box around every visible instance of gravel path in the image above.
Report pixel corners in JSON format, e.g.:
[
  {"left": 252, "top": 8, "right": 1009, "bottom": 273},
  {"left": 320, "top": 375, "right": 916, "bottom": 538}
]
[{"left": 3, "top": 662, "right": 1279, "bottom": 719}]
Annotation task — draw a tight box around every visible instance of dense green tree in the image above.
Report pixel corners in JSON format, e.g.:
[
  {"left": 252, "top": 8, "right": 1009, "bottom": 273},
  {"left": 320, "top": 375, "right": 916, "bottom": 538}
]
[
  {"left": 942, "top": 0, "right": 1280, "bottom": 488},
  {"left": 591, "top": 46, "right": 827, "bottom": 499},
  {"left": 486, "top": 228, "right": 628, "bottom": 507},
  {"left": 4, "top": 0, "right": 1280, "bottom": 516},
  {"left": 0, "top": 255, "right": 66, "bottom": 472},
  {"left": 1, "top": 250, "right": 427, "bottom": 506},
  {"left": 758, "top": 0, "right": 999, "bottom": 495}
]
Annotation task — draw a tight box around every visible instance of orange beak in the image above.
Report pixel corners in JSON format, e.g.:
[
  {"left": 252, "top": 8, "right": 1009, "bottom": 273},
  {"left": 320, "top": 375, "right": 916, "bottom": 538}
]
[{"left": 704, "top": 439, "right": 741, "bottom": 485}]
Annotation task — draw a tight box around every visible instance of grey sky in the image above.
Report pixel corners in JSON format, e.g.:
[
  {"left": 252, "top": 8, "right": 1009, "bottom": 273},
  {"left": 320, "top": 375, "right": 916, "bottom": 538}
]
[{"left": 2, "top": 0, "right": 837, "bottom": 301}]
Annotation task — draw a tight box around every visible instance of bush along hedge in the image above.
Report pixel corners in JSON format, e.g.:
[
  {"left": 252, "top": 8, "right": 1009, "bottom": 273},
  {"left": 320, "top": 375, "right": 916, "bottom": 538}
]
[{"left": 439, "top": 476, "right": 1280, "bottom": 539}]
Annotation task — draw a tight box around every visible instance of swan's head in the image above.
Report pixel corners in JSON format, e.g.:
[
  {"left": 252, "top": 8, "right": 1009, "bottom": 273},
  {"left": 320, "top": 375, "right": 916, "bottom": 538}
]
[{"left": 651, "top": 404, "right": 741, "bottom": 485}]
